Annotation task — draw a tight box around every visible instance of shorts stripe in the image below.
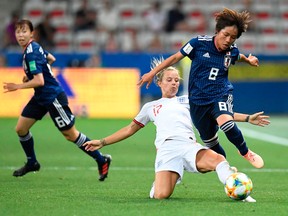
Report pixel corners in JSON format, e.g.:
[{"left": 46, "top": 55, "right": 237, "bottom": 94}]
[
  {"left": 53, "top": 98, "right": 71, "bottom": 125},
  {"left": 226, "top": 94, "right": 233, "bottom": 113}
]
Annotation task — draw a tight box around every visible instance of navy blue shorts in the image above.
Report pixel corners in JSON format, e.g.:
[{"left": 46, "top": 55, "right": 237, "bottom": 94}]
[
  {"left": 189, "top": 94, "right": 234, "bottom": 140},
  {"left": 21, "top": 92, "right": 75, "bottom": 131}
]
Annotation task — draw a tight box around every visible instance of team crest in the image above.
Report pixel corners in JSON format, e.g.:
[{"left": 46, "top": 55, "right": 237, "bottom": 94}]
[{"left": 224, "top": 51, "right": 231, "bottom": 68}]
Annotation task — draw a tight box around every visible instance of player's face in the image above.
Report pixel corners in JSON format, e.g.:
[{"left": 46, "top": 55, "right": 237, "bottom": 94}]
[
  {"left": 215, "top": 25, "right": 238, "bottom": 51},
  {"left": 158, "top": 70, "right": 180, "bottom": 98},
  {"left": 15, "top": 24, "right": 33, "bottom": 48}
]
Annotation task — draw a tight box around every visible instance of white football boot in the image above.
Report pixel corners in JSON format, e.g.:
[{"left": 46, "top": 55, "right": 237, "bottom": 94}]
[{"left": 242, "top": 196, "right": 256, "bottom": 202}]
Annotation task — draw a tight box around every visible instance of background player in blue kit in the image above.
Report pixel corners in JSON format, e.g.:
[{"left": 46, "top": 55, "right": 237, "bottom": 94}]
[
  {"left": 3, "top": 19, "right": 111, "bottom": 181},
  {"left": 138, "top": 8, "right": 263, "bottom": 168}
]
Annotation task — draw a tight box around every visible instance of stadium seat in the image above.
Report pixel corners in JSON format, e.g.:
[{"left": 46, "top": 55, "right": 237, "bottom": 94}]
[
  {"left": 278, "top": 3, "right": 288, "bottom": 20},
  {"left": 118, "top": 4, "right": 143, "bottom": 32},
  {"left": 279, "top": 20, "right": 288, "bottom": 35},
  {"left": 51, "top": 16, "right": 73, "bottom": 34},
  {"left": 46, "top": 1, "right": 68, "bottom": 19},
  {"left": 74, "top": 31, "right": 98, "bottom": 53},
  {"left": 259, "top": 34, "right": 284, "bottom": 54},
  {"left": 54, "top": 32, "right": 73, "bottom": 52},
  {"left": 256, "top": 19, "right": 279, "bottom": 34},
  {"left": 236, "top": 34, "right": 259, "bottom": 55},
  {"left": 252, "top": 4, "right": 274, "bottom": 21},
  {"left": 164, "top": 32, "right": 190, "bottom": 52},
  {"left": 23, "top": 0, "right": 45, "bottom": 25},
  {"left": 183, "top": 4, "right": 207, "bottom": 34}
]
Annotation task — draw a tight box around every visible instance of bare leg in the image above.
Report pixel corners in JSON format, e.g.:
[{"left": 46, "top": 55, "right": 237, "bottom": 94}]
[{"left": 152, "top": 171, "right": 180, "bottom": 199}]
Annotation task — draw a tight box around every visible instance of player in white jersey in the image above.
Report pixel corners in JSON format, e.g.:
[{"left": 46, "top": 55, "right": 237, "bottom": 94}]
[{"left": 83, "top": 58, "right": 269, "bottom": 201}]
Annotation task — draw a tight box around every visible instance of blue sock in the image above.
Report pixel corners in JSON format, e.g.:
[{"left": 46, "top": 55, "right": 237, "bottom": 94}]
[
  {"left": 203, "top": 134, "right": 226, "bottom": 157},
  {"left": 220, "top": 120, "right": 249, "bottom": 156},
  {"left": 210, "top": 144, "right": 226, "bottom": 158},
  {"left": 19, "top": 132, "right": 37, "bottom": 165},
  {"left": 74, "top": 133, "right": 105, "bottom": 164}
]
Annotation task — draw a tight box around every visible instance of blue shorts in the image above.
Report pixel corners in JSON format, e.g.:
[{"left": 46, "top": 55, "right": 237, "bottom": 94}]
[
  {"left": 189, "top": 94, "right": 234, "bottom": 140},
  {"left": 21, "top": 92, "right": 75, "bottom": 131}
]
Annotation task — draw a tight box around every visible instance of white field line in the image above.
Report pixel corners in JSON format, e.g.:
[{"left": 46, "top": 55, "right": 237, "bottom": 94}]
[
  {"left": 1, "top": 166, "right": 288, "bottom": 173},
  {"left": 240, "top": 128, "right": 288, "bottom": 147}
]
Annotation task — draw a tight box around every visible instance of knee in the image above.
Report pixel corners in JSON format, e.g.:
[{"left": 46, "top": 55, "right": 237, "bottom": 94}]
[
  {"left": 215, "top": 153, "right": 226, "bottom": 163},
  {"left": 210, "top": 154, "right": 226, "bottom": 169},
  {"left": 204, "top": 152, "right": 226, "bottom": 171},
  {"left": 62, "top": 130, "right": 79, "bottom": 142},
  {"left": 15, "top": 126, "right": 27, "bottom": 136},
  {"left": 154, "top": 190, "right": 172, "bottom": 199},
  {"left": 63, "top": 133, "right": 76, "bottom": 142}
]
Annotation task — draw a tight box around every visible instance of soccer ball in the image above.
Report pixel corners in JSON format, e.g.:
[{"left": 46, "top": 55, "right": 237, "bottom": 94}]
[{"left": 224, "top": 172, "right": 253, "bottom": 200}]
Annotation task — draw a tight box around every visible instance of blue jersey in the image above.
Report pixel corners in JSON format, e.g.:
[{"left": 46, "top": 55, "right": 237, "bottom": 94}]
[
  {"left": 22, "top": 41, "right": 63, "bottom": 106},
  {"left": 180, "top": 35, "right": 240, "bottom": 105}
]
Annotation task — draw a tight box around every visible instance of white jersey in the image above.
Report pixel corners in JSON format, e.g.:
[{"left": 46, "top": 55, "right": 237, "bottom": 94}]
[{"left": 134, "top": 95, "right": 197, "bottom": 149}]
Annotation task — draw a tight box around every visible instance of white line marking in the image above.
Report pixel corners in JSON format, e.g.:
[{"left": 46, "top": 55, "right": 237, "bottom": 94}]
[
  {"left": 241, "top": 128, "right": 288, "bottom": 147},
  {"left": 1, "top": 166, "right": 287, "bottom": 172}
]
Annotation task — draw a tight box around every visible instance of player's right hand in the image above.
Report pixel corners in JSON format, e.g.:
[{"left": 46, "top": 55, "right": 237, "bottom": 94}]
[{"left": 82, "top": 140, "right": 103, "bottom": 151}]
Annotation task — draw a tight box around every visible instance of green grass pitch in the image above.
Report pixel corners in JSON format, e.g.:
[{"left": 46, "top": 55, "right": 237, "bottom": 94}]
[{"left": 0, "top": 116, "right": 287, "bottom": 216}]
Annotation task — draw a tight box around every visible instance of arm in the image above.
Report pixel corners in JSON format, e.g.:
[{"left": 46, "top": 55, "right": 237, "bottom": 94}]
[
  {"left": 238, "top": 53, "right": 259, "bottom": 67},
  {"left": 234, "top": 111, "right": 270, "bottom": 127},
  {"left": 137, "top": 51, "right": 185, "bottom": 89},
  {"left": 46, "top": 53, "right": 56, "bottom": 65},
  {"left": 3, "top": 73, "right": 44, "bottom": 93},
  {"left": 83, "top": 121, "right": 142, "bottom": 151}
]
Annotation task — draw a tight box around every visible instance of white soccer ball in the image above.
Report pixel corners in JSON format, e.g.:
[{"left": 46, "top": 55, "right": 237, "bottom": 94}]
[{"left": 224, "top": 172, "right": 253, "bottom": 200}]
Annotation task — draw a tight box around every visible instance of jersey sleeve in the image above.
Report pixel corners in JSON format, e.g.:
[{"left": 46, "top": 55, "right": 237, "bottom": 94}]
[
  {"left": 180, "top": 37, "right": 198, "bottom": 59},
  {"left": 25, "top": 45, "right": 47, "bottom": 75},
  {"left": 231, "top": 46, "right": 240, "bottom": 65},
  {"left": 133, "top": 103, "right": 151, "bottom": 127}
]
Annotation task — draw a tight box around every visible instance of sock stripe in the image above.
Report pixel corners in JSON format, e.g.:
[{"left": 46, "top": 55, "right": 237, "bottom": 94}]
[
  {"left": 220, "top": 120, "right": 235, "bottom": 132},
  {"left": 203, "top": 134, "right": 219, "bottom": 148},
  {"left": 19, "top": 132, "right": 32, "bottom": 142},
  {"left": 75, "top": 133, "right": 87, "bottom": 147}
]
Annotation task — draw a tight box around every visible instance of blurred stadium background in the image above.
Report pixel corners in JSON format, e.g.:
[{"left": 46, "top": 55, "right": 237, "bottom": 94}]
[{"left": 0, "top": 0, "right": 287, "bottom": 117}]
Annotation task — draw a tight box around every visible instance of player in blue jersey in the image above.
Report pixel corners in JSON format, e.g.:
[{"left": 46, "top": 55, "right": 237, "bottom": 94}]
[
  {"left": 138, "top": 8, "right": 264, "bottom": 168},
  {"left": 3, "top": 19, "right": 111, "bottom": 181}
]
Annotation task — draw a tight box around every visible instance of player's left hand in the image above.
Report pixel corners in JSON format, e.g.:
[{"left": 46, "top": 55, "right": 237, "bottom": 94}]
[
  {"left": 247, "top": 53, "right": 259, "bottom": 67},
  {"left": 22, "top": 76, "right": 29, "bottom": 83},
  {"left": 249, "top": 111, "right": 270, "bottom": 127},
  {"left": 3, "top": 82, "right": 18, "bottom": 93},
  {"left": 137, "top": 72, "right": 154, "bottom": 89}
]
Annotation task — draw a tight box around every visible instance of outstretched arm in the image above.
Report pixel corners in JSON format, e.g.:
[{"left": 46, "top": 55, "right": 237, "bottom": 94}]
[
  {"left": 3, "top": 73, "right": 44, "bottom": 93},
  {"left": 137, "top": 51, "right": 185, "bottom": 89},
  {"left": 238, "top": 53, "right": 259, "bottom": 67},
  {"left": 83, "top": 121, "right": 142, "bottom": 151},
  {"left": 234, "top": 111, "right": 270, "bottom": 127}
]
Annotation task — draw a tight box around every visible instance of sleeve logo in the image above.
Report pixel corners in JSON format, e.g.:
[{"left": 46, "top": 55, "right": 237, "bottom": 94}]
[
  {"left": 183, "top": 43, "right": 193, "bottom": 54},
  {"left": 29, "top": 60, "right": 37, "bottom": 71}
]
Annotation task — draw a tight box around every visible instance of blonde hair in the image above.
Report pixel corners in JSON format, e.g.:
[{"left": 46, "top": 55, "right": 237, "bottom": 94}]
[{"left": 151, "top": 57, "right": 179, "bottom": 86}]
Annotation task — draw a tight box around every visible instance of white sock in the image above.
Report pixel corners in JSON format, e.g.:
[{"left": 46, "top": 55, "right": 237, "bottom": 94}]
[
  {"left": 215, "top": 161, "right": 234, "bottom": 184},
  {"left": 149, "top": 182, "right": 155, "bottom": 199}
]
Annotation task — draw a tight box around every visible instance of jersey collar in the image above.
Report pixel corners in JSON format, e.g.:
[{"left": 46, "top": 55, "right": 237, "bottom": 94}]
[{"left": 23, "top": 39, "right": 34, "bottom": 53}]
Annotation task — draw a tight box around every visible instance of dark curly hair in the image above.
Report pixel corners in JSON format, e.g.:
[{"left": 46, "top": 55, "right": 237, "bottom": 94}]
[{"left": 215, "top": 8, "right": 251, "bottom": 38}]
